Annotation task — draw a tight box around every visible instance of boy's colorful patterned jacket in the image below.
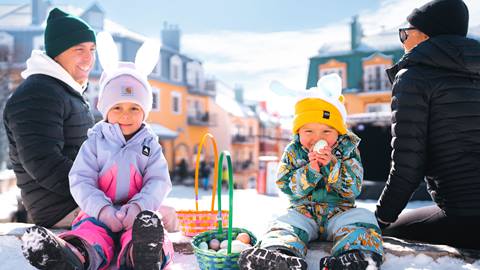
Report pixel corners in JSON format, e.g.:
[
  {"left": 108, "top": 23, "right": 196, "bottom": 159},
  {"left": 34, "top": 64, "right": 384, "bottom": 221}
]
[{"left": 277, "top": 131, "right": 363, "bottom": 209}]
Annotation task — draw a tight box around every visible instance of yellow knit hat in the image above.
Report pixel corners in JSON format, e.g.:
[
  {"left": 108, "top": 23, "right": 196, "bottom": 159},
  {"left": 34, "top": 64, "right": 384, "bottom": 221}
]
[{"left": 293, "top": 74, "right": 347, "bottom": 134}]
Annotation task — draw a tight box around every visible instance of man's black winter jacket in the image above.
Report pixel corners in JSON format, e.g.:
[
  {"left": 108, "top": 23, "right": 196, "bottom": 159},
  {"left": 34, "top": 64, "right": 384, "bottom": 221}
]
[
  {"left": 377, "top": 35, "right": 480, "bottom": 223},
  {"left": 3, "top": 74, "right": 94, "bottom": 227}
]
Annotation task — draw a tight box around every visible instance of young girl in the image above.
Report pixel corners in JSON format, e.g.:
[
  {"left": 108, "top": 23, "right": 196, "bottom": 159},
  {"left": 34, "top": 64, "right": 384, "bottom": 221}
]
[{"left": 21, "top": 32, "right": 174, "bottom": 270}]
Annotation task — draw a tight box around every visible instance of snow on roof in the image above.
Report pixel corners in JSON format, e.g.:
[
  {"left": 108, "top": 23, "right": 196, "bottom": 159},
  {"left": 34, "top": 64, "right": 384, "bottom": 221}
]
[
  {"left": 358, "top": 30, "right": 401, "bottom": 52},
  {"left": 148, "top": 123, "right": 178, "bottom": 140},
  {"left": 315, "top": 24, "right": 479, "bottom": 58},
  {"left": 103, "top": 19, "right": 147, "bottom": 42},
  {"left": 347, "top": 111, "right": 391, "bottom": 126},
  {"left": 0, "top": 4, "right": 31, "bottom": 27},
  {"left": 0, "top": 3, "right": 148, "bottom": 42},
  {"left": 214, "top": 80, "right": 256, "bottom": 118},
  {"left": 215, "top": 92, "right": 247, "bottom": 117},
  {"left": 316, "top": 29, "right": 401, "bottom": 58}
]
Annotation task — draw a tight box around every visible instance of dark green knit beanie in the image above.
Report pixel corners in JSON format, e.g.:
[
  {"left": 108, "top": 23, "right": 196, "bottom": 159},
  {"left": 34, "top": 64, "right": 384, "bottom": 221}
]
[{"left": 44, "top": 8, "right": 96, "bottom": 59}]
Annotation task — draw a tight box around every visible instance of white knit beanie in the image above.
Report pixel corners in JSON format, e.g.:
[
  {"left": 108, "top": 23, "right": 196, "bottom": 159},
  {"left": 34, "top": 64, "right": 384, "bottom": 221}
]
[{"left": 97, "top": 62, "right": 152, "bottom": 120}]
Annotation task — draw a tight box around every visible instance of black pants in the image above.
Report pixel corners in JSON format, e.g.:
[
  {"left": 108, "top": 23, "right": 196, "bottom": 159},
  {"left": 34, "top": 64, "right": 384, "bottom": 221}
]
[{"left": 383, "top": 205, "right": 479, "bottom": 250}]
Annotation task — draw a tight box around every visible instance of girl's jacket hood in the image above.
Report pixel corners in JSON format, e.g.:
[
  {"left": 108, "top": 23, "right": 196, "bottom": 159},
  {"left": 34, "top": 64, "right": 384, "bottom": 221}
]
[{"left": 21, "top": 50, "right": 86, "bottom": 94}]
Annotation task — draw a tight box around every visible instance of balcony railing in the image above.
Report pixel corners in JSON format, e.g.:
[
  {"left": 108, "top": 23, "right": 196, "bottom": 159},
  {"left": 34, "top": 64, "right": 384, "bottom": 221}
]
[
  {"left": 232, "top": 134, "right": 255, "bottom": 144},
  {"left": 187, "top": 84, "right": 216, "bottom": 97},
  {"left": 233, "top": 160, "right": 254, "bottom": 173},
  {"left": 187, "top": 112, "right": 216, "bottom": 126}
]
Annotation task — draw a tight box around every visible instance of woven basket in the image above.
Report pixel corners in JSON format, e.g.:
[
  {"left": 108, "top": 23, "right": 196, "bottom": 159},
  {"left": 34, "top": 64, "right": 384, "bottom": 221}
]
[
  {"left": 192, "top": 151, "right": 257, "bottom": 270},
  {"left": 176, "top": 133, "right": 229, "bottom": 237}
]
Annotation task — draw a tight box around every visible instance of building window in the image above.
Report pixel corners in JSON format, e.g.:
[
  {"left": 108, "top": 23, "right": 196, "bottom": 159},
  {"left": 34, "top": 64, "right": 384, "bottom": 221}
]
[
  {"left": 186, "top": 61, "right": 204, "bottom": 88},
  {"left": 363, "top": 64, "right": 390, "bottom": 91},
  {"left": 319, "top": 67, "right": 346, "bottom": 88},
  {"left": 318, "top": 59, "right": 347, "bottom": 88},
  {"left": 170, "top": 55, "right": 182, "bottom": 83},
  {"left": 171, "top": 91, "right": 181, "bottom": 114},
  {"left": 152, "top": 87, "right": 160, "bottom": 111},
  {"left": 366, "top": 103, "right": 390, "bottom": 113}
]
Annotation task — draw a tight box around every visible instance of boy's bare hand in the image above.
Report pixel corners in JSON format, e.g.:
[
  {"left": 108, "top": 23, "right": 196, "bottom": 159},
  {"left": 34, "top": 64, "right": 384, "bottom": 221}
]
[
  {"left": 308, "top": 151, "right": 321, "bottom": 171},
  {"left": 316, "top": 146, "right": 333, "bottom": 167}
]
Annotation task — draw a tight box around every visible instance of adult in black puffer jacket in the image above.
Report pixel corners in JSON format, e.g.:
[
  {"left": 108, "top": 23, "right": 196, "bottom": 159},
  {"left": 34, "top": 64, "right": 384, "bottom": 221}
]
[
  {"left": 3, "top": 8, "right": 96, "bottom": 227},
  {"left": 375, "top": 0, "right": 480, "bottom": 249}
]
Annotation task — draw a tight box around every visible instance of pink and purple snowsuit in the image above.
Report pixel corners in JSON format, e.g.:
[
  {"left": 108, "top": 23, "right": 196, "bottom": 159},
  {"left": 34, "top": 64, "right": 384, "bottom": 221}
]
[{"left": 62, "top": 121, "right": 174, "bottom": 269}]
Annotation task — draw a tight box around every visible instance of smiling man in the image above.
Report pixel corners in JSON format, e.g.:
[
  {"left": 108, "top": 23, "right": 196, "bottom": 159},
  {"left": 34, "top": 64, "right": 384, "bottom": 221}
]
[{"left": 3, "top": 8, "right": 96, "bottom": 228}]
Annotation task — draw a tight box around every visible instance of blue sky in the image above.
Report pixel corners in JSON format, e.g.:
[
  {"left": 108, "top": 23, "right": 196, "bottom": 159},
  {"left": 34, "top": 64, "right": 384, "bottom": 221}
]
[
  {"left": 4, "top": 0, "right": 480, "bottom": 115},
  {"left": 42, "top": 0, "right": 381, "bottom": 35}
]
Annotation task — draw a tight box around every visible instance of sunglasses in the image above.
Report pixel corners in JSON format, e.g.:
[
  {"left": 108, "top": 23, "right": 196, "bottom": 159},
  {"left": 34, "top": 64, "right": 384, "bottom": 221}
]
[{"left": 398, "top": 27, "right": 416, "bottom": 43}]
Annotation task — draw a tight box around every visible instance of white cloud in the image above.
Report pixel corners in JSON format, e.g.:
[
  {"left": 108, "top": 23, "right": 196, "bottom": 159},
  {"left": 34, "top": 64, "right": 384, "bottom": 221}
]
[{"left": 182, "top": 0, "right": 480, "bottom": 116}]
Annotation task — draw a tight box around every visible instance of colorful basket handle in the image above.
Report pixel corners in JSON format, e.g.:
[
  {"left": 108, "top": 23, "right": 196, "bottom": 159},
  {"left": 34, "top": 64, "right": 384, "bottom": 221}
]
[
  {"left": 216, "top": 150, "right": 234, "bottom": 254},
  {"left": 194, "top": 133, "right": 219, "bottom": 212}
]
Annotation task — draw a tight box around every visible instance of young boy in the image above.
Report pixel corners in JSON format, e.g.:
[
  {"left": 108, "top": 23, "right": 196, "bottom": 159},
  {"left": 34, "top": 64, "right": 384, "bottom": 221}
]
[{"left": 239, "top": 74, "right": 384, "bottom": 270}]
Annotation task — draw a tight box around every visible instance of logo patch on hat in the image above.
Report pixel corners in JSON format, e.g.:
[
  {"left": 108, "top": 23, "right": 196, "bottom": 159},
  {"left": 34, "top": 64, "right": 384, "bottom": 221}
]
[
  {"left": 323, "top": 110, "right": 330, "bottom": 119},
  {"left": 121, "top": 87, "right": 134, "bottom": 96}
]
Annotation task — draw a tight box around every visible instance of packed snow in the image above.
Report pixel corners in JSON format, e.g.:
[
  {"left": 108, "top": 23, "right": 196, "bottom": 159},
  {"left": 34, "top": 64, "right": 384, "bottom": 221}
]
[{"left": 0, "top": 185, "right": 479, "bottom": 269}]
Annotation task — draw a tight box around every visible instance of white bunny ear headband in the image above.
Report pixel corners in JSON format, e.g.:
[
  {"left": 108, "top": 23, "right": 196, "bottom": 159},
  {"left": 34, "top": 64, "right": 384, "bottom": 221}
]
[
  {"left": 270, "top": 73, "right": 344, "bottom": 103},
  {"left": 96, "top": 31, "right": 161, "bottom": 89},
  {"left": 271, "top": 73, "right": 347, "bottom": 123},
  {"left": 95, "top": 31, "right": 161, "bottom": 120}
]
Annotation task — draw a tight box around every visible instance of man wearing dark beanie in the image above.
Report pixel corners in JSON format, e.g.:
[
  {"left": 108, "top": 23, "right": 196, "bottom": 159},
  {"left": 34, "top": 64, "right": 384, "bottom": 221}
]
[
  {"left": 3, "top": 7, "right": 96, "bottom": 228},
  {"left": 376, "top": 0, "right": 480, "bottom": 250}
]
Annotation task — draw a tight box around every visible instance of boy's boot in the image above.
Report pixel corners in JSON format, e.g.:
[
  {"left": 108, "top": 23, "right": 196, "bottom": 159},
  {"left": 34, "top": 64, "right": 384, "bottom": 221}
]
[
  {"left": 21, "top": 226, "right": 85, "bottom": 270},
  {"left": 319, "top": 250, "right": 382, "bottom": 270},
  {"left": 239, "top": 247, "right": 307, "bottom": 270},
  {"left": 131, "top": 210, "right": 164, "bottom": 270}
]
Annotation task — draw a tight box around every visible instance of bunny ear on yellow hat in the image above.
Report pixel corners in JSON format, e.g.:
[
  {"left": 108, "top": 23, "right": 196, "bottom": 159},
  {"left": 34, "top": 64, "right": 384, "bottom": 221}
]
[{"left": 293, "top": 73, "right": 347, "bottom": 135}]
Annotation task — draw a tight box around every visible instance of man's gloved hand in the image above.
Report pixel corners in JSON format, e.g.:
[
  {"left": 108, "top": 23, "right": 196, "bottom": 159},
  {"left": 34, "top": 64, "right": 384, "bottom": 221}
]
[
  {"left": 98, "top": 205, "right": 123, "bottom": 232},
  {"left": 117, "top": 203, "right": 141, "bottom": 230}
]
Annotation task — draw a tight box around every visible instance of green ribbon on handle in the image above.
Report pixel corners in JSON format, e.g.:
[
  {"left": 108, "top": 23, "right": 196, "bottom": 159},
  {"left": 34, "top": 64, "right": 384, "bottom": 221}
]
[{"left": 216, "top": 151, "right": 234, "bottom": 254}]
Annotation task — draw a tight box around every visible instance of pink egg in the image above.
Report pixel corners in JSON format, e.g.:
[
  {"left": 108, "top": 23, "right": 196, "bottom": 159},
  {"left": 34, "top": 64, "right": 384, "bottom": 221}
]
[
  {"left": 236, "top": 233, "right": 251, "bottom": 245},
  {"left": 209, "top": 238, "right": 220, "bottom": 251}
]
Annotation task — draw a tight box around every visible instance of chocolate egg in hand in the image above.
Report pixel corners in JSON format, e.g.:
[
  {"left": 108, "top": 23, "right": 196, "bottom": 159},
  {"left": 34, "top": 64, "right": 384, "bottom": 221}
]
[{"left": 313, "top": 140, "right": 328, "bottom": 153}]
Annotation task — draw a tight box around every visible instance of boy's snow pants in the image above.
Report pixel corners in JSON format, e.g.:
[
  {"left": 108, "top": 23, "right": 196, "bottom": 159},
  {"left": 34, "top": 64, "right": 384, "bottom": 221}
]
[{"left": 257, "top": 206, "right": 384, "bottom": 258}]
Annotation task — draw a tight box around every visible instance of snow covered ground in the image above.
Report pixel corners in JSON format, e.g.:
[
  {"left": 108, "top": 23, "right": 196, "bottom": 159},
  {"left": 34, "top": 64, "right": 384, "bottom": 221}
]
[{"left": 0, "top": 185, "right": 479, "bottom": 269}]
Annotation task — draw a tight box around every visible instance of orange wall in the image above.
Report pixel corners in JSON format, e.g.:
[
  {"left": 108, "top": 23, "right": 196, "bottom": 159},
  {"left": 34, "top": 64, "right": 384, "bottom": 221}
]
[
  {"left": 344, "top": 92, "right": 391, "bottom": 114},
  {"left": 362, "top": 55, "right": 392, "bottom": 67},
  {"left": 147, "top": 81, "right": 188, "bottom": 169}
]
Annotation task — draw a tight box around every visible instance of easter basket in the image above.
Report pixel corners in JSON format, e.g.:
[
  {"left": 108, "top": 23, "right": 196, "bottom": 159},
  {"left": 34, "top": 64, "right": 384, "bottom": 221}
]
[
  {"left": 192, "top": 151, "right": 257, "bottom": 270},
  {"left": 176, "top": 133, "right": 229, "bottom": 237}
]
